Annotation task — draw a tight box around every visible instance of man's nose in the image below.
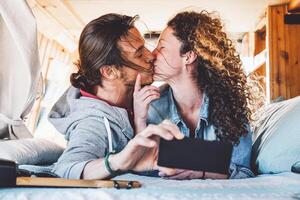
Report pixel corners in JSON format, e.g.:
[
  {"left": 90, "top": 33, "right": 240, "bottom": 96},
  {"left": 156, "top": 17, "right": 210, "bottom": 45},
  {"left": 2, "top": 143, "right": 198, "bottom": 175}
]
[{"left": 145, "top": 49, "right": 155, "bottom": 64}]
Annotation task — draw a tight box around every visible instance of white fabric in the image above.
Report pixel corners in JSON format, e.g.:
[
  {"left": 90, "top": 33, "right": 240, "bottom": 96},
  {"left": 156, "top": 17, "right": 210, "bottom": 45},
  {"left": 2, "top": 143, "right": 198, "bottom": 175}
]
[
  {"left": 0, "top": 138, "right": 64, "bottom": 165},
  {"left": 0, "top": 0, "right": 41, "bottom": 139},
  {"left": 103, "top": 116, "right": 114, "bottom": 153}
]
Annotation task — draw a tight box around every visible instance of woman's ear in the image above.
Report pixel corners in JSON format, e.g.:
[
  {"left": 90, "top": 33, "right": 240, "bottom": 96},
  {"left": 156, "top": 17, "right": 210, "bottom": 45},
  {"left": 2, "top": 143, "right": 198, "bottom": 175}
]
[
  {"left": 184, "top": 51, "right": 197, "bottom": 65},
  {"left": 99, "top": 66, "right": 121, "bottom": 80}
]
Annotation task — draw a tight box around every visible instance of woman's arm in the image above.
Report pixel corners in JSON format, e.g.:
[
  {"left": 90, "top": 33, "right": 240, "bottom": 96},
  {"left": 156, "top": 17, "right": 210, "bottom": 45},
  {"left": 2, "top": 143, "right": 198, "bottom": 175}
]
[{"left": 229, "top": 128, "right": 255, "bottom": 179}]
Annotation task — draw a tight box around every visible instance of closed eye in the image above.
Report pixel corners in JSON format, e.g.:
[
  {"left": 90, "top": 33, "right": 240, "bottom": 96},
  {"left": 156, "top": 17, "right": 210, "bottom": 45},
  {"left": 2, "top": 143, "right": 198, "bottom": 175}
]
[
  {"left": 156, "top": 46, "right": 164, "bottom": 53},
  {"left": 137, "top": 51, "right": 143, "bottom": 58},
  {"left": 135, "top": 46, "right": 144, "bottom": 58}
]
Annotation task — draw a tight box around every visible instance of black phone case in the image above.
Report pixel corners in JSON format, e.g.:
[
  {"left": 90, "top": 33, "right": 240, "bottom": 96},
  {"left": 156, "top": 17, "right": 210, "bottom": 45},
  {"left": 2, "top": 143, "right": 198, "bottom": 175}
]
[{"left": 157, "top": 138, "right": 233, "bottom": 174}]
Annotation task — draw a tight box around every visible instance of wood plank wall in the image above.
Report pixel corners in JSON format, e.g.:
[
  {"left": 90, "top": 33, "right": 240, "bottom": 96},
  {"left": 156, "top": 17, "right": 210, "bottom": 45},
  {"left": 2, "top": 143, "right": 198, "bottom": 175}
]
[
  {"left": 268, "top": 4, "right": 300, "bottom": 100},
  {"left": 26, "top": 32, "right": 75, "bottom": 132},
  {"left": 253, "top": 26, "right": 267, "bottom": 94}
]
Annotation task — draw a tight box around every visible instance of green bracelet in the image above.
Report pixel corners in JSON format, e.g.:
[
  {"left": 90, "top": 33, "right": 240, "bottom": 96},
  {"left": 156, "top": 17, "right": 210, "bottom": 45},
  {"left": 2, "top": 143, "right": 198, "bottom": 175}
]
[{"left": 104, "top": 151, "right": 121, "bottom": 177}]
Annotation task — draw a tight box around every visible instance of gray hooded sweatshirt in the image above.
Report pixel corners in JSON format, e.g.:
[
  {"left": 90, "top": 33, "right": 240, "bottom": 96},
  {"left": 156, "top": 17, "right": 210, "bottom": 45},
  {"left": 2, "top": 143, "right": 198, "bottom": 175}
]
[{"left": 48, "top": 86, "right": 134, "bottom": 179}]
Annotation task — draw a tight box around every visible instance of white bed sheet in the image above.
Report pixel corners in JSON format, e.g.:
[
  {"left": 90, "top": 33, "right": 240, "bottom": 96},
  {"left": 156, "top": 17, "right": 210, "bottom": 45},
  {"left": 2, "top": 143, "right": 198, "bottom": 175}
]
[{"left": 0, "top": 172, "right": 299, "bottom": 200}]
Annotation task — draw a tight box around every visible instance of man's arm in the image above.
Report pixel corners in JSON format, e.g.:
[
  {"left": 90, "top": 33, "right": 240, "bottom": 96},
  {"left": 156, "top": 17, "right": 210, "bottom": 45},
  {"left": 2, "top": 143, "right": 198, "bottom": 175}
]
[{"left": 83, "top": 120, "right": 184, "bottom": 179}]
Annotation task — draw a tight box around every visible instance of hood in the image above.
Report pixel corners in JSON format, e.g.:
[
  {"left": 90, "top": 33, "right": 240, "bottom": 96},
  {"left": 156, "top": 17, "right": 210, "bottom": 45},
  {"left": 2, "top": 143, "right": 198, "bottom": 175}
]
[{"left": 48, "top": 86, "right": 131, "bottom": 140}]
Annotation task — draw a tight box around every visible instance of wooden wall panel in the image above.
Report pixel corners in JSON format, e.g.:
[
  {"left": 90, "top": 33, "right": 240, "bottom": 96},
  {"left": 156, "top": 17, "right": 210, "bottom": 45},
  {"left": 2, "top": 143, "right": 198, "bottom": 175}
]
[
  {"left": 286, "top": 22, "right": 300, "bottom": 98},
  {"left": 253, "top": 27, "right": 267, "bottom": 94},
  {"left": 27, "top": 32, "right": 74, "bottom": 132},
  {"left": 254, "top": 28, "right": 266, "bottom": 55},
  {"left": 268, "top": 4, "right": 300, "bottom": 100}
]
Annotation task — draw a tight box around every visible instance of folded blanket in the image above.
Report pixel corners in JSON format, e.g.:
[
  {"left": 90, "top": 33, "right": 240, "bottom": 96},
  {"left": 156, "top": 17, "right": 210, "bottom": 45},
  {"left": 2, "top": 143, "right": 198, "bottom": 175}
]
[{"left": 0, "top": 0, "right": 41, "bottom": 139}]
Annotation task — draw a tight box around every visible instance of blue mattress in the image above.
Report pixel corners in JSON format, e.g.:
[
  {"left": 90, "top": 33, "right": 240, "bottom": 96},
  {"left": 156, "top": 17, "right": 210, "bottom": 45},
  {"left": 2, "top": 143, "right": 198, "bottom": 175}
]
[{"left": 1, "top": 172, "right": 300, "bottom": 200}]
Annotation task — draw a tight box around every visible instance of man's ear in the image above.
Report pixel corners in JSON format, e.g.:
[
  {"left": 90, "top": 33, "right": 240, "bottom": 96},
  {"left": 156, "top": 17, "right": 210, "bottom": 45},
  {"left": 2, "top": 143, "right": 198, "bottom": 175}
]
[
  {"left": 99, "top": 66, "right": 121, "bottom": 80},
  {"left": 184, "top": 51, "right": 197, "bottom": 65}
]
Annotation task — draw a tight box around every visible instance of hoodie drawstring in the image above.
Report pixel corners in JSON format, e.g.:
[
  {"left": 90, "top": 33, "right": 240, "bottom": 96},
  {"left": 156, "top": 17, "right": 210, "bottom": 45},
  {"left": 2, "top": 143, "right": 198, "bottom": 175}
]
[{"left": 103, "top": 117, "right": 114, "bottom": 153}]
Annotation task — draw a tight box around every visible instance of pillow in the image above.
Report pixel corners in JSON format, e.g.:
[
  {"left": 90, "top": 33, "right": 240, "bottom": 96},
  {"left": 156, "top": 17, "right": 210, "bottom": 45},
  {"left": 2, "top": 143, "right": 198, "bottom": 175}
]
[
  {"left": 0, "top": 138, "right": 64, "bottom": 165},
  {"left": 252, "top": 96, "right": 300, "bottom": 174},
  {"left": 292, "top": 161, "right": 300, "bottom": 173}
]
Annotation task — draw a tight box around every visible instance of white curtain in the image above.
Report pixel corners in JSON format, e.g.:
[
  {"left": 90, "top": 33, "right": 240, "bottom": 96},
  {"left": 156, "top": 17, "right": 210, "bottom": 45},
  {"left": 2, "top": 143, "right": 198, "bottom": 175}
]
[{"left": 0, "top": 0, "right": 41, "bottom": 139}]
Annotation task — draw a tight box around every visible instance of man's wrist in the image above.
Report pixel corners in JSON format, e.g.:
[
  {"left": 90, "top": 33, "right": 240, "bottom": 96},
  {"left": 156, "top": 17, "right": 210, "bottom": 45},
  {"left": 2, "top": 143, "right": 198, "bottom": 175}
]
[
  {"left": 104, "top": 152, "right": 126, "bottom": 177},
  {"left": 108, "top": 152, "right": 129, "bottom": 172}
]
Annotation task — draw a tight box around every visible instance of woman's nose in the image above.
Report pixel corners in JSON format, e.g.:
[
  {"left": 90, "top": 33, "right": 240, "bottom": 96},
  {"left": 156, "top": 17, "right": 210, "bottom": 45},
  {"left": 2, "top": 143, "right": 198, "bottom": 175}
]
[{"left": 152, "top": 48, "right": 158, "bottom": 57}]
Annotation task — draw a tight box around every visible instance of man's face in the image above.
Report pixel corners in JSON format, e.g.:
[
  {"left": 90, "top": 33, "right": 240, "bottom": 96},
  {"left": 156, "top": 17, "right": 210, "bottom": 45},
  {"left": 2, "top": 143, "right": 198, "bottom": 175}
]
[{"left": 118, "top": 27, "right": 154, "bottom": 87}]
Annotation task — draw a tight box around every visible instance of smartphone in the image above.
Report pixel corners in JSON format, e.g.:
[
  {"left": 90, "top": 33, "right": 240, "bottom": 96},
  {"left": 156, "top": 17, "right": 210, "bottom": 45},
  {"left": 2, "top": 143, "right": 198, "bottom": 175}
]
[{"left": 157, "top": 137, "right": 233, "bottom": 174}]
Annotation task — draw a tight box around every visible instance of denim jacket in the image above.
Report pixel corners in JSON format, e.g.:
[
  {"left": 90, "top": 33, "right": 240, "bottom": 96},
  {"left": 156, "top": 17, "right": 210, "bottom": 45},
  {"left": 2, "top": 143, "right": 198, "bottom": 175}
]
[{"left": 147, "top": 85, "right": 254, "bottom": 179}]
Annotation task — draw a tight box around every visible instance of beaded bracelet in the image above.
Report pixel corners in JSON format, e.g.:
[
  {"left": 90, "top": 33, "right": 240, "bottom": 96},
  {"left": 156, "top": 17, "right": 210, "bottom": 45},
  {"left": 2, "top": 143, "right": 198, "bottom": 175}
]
[{"left": 104, "top": 151, "right": 122, "bottom": 177}]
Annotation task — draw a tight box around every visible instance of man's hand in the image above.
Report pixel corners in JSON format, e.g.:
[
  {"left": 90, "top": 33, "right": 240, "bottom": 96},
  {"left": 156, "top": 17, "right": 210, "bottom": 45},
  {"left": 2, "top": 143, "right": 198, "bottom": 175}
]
[
  {"left": 133, "top": 74, "right": 160, "bottom": 133},
  {"left": 111, "top": 120, "right": 184, "bottom": 172}
]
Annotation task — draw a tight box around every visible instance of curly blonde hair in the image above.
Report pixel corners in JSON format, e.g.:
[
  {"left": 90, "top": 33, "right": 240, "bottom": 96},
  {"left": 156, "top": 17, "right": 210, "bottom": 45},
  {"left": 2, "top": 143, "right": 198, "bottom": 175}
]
[{"left": 168, "top": 11, "right": 263, "bottom": 144}]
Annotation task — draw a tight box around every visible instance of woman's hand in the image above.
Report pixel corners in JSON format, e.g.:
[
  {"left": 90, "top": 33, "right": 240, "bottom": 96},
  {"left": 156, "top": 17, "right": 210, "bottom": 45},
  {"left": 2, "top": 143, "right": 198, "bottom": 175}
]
[
  {"left": 158, "top": 168, "right": 204, "bottom": 179},
  {"left": 158, "top": 167, "right": 228, "bottom": 180},
  {"left": 133, "top": 74, "right": 160, "bottom": 133},
  {"left": 110, "top": 120, "right": 184, "bottom": 172}
]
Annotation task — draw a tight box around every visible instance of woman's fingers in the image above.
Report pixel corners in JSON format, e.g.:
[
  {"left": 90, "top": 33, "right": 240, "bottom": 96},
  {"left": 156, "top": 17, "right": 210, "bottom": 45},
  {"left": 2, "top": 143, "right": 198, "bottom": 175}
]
[
  {"left": 157, "top": 166, "right": 186, "bottom": 178},
  {"left": 134, "top": 82, "right": 159, "bottom": 99},
  {"left": 134, "top": 73, "right": 142, "bottom": 93},
  {"left": 133, "top": 76, "right": 159, "bottom": 130},
  {"left": 136, "top": 87, "right": 160, "bottom": 104},
  {"left": 139, "top": 85, "right": 159, "bottom": 97},
  {"left": 159, "top": 169, "right": 228, "bottom": 180},
  {"left": 168, "top": 170, "right": 204, "bottom": 180},
  {"left": 164, "top": 170, "right": 191, "bottom": 179},
  {"left": 143, "top": 94, "right": 160, "bottom": 105},
  {"left": 141, "top": 90, "right": 160, "bottom": 102}
]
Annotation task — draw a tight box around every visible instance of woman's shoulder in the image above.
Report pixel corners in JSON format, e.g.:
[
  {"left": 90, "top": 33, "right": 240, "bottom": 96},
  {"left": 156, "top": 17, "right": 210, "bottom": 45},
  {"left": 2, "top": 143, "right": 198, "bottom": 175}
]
[
  {"left": 151, "top": 84, "right": 171, "bottom": 105},
  {"left": 147, "top": 84, "right": 172, "bottom": 124},
  {"left": 159, "top": 84, "right": 170, "bottom": 96}
]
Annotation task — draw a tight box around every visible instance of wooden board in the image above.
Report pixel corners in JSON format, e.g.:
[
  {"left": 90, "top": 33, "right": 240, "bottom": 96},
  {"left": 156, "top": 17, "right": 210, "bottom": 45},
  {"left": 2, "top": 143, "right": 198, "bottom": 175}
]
[{"left": 16, "top": 177, "right": 141, "bottom": 189}]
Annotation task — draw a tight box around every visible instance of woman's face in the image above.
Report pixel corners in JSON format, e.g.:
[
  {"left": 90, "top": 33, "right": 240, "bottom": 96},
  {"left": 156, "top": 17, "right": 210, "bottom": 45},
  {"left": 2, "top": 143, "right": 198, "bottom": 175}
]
[{"left": 153, "top": 27, "right": 185, "bottom": 82}]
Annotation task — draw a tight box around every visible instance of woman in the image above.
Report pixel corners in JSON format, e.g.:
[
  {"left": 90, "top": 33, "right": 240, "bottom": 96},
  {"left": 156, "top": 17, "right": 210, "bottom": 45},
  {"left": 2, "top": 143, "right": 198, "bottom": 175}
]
[
  {"left": 48, "top": 13, "right": 183, "bottom": 180},
  {"left": 134, "top": 11, "right": 261, "bottom": 179}
]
